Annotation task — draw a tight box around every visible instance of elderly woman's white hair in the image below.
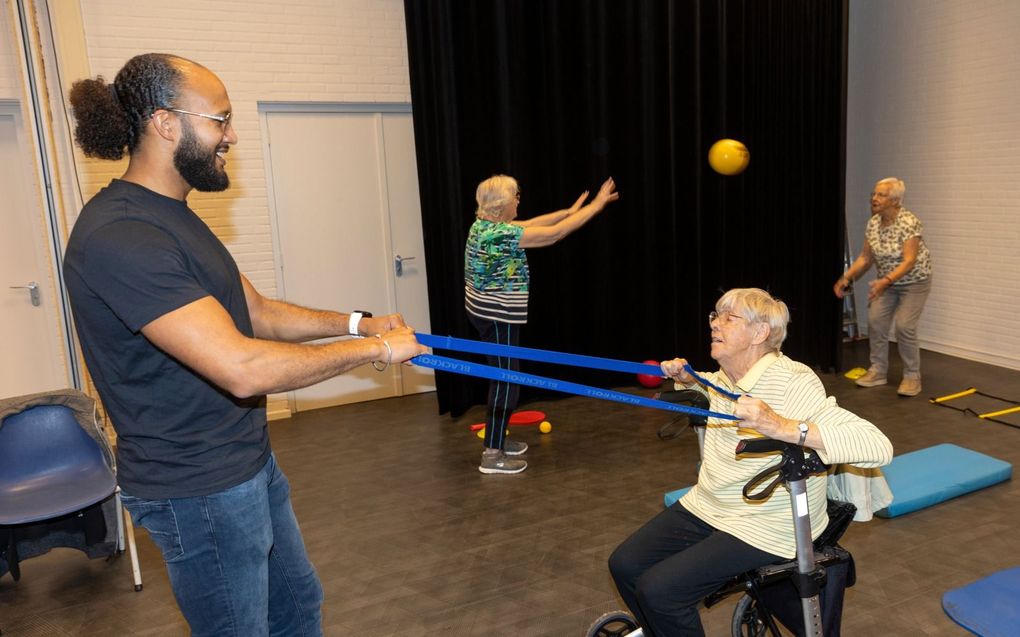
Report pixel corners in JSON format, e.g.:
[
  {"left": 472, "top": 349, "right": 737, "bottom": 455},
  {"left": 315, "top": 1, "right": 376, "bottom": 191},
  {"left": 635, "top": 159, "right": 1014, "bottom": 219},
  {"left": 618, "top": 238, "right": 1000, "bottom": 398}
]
[
  {"left": 875, "top": 177, "right": 905, "bottom": 203},
  {"left": 716, "top": 288, "right": 790, "bottom": 351},
  {"left": 475, "top": 174, "right": 519, "bottom": 219}
]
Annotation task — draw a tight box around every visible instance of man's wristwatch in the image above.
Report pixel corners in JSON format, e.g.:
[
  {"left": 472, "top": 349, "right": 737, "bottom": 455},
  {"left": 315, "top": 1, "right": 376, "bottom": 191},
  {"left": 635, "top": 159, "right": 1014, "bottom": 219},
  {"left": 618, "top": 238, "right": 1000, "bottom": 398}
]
[
  {"left": 797, "top": 421, "right": 809, "bottom": 447},
  {"left": 348, "top": 310, "right": 373, "bottom": 336}
]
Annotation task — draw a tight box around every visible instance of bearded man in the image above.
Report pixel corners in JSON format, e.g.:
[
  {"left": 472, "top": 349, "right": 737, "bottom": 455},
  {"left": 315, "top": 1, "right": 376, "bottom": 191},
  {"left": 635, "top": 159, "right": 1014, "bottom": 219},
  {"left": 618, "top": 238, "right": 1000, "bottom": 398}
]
[{"left": 64, "top": 53, "right": 425, "bottom": 636}]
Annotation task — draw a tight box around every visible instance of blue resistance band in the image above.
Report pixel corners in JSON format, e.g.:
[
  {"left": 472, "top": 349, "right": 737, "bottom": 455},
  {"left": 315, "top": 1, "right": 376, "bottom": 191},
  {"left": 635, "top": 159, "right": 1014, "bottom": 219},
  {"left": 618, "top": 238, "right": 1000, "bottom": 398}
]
[
  {"left": 416, "top": 333, "right": 741, "bottom": 401},
  {"left": 412, "top": 334, "right": 740, "bottom": 421},
  {"left": 680, "top": 364, "right": 743, "bottom": 401}
]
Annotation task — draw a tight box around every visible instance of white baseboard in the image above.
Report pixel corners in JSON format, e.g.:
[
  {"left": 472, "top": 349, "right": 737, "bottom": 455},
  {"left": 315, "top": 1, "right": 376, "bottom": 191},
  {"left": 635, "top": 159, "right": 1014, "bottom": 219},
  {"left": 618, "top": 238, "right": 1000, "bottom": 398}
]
[{"left": 267, "top": 405, "right": 292, "bottom": 421}]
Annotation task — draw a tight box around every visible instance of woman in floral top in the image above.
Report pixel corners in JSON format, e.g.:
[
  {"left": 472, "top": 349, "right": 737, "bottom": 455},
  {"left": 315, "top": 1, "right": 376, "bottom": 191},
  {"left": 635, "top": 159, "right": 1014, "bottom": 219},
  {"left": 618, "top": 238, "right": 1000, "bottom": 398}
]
[
  {"left": 465, "top": 175, "right": 618, "bottom": 473},
  {"left": 834, "top": 177, "right": 932, "bottom": 397}
]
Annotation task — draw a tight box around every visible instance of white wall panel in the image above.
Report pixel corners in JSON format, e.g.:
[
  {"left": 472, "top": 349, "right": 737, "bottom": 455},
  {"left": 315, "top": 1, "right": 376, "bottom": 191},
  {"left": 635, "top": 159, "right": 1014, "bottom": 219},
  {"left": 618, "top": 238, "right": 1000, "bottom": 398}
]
[{"left": 848, "top": 0, "right": 1020, "bottom": 370}]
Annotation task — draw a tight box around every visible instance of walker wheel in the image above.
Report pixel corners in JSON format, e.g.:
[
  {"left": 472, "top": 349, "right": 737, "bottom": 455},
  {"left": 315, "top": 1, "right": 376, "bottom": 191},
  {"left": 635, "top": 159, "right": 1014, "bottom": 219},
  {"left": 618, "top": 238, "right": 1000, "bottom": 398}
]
[
  {"left": 586, "top": 610, "right": 639, "bottom": 637},
  {"left": 731, "top": 594, "right": 769, "bottom": 637}
]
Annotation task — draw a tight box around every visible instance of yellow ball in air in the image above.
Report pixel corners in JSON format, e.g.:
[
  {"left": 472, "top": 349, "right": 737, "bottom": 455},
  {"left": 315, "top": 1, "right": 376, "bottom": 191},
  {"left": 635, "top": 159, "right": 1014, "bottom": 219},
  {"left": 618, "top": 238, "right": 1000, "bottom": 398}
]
[{"left": 708, "top": 139, "right": 750, "bottom": 176}]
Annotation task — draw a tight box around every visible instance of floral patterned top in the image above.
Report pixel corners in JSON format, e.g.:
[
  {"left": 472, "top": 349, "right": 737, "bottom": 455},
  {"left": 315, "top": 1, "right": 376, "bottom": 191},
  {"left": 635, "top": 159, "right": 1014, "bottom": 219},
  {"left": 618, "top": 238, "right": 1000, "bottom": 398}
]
[
  {"left": 865, "top": 208, "right": 932, "bottom": 284},
  {"left": 464, "top": 218, "right": 529, "bottom": 323}
]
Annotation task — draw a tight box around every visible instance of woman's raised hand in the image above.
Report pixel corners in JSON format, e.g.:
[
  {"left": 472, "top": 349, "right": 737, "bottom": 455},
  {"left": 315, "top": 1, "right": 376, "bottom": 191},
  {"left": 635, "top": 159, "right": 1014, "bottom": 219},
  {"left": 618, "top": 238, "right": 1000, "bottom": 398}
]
[
  {"left": 660, "top": 358, "right": 693, "bottom": 384},
  {"left": 595, "top": 177, "right": 620, "bottom": 207}
]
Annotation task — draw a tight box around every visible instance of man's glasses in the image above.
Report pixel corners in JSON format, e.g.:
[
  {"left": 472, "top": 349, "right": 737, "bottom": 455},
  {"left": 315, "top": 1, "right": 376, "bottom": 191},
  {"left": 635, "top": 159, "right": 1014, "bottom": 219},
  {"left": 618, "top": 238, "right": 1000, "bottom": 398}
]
[
  {"left": 708, "top": 311, "right": 746, "bottom": 326},
  {"left": 163, "top": 107, "right": 232, "bottom": 129}
]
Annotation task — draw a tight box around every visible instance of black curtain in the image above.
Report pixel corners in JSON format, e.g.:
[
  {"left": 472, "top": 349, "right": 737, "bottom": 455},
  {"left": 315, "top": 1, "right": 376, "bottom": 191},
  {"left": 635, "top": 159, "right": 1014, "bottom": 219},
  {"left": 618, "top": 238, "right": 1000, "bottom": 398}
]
[{"left": 404, "top": 0, "right": 848, "bottom": 417}]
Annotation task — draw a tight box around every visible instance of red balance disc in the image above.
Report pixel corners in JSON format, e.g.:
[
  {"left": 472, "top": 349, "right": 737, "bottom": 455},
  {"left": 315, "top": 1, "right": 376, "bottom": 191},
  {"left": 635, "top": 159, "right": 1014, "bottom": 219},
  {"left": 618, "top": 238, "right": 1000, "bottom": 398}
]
[{"left": 469, "top": 410, "right": 546, "bottom": 431}]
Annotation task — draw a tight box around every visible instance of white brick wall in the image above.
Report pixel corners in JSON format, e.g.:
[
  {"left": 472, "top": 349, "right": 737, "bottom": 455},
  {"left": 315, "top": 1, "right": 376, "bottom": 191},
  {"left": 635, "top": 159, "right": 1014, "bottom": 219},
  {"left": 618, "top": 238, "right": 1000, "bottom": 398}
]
[
  {"left": 0, "top": 0, "right": 411, "bottom": 416},
  {"left": 847, "top": 0, "right": 1020, "bottom": 371},
  {"left": 75, "top": 0, "right": 410, "bottom": 293}
]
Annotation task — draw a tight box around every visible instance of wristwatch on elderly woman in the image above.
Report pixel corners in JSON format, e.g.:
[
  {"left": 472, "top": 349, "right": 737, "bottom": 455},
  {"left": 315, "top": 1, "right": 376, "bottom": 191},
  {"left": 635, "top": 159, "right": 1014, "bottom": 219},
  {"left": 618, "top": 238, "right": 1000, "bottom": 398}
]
[{"left": 797, "top": 421, "right": 809, "bottom": 447}]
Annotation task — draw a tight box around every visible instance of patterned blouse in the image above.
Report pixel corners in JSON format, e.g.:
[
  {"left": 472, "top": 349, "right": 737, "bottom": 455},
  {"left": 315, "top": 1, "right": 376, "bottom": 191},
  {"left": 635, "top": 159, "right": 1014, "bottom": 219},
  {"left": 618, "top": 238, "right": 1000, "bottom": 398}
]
[
  {"left": 865, "top": 208, "right": 932, "bottom": 284},
  {"left": 464, "top": 218, "right": 530, "bottom": 323}
]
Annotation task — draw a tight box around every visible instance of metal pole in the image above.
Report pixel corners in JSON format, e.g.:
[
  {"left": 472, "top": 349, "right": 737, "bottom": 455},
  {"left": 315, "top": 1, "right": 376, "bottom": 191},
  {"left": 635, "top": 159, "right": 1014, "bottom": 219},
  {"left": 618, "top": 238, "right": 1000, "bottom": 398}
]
[{"left": 788, "top": 478, "right": 824, "bottom": 637}]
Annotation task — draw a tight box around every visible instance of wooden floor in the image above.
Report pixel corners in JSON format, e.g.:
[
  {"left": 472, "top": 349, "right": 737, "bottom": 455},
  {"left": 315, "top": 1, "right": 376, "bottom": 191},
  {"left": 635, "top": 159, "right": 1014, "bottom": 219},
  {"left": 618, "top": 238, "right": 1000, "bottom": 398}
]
[{"left": 3, "top": 342, "right": 1020, "bottom": 636}]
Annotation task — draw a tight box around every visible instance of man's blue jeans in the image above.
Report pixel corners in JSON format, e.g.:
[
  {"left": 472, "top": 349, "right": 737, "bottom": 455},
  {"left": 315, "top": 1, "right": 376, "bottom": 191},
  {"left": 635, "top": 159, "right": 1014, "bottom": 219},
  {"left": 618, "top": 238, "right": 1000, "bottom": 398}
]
[{"left": 121, "top": 453, "right": 323, "bottom": 636}]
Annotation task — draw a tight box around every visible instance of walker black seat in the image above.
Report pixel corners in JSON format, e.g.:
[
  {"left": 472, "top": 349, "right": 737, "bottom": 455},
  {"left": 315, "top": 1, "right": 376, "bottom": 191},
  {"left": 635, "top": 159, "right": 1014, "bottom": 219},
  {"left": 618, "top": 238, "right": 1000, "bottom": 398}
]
[
  {"left": 703, "top": 500, "right": 857, "bottom": 610},
  {"left": 588, "top": 420, "right": 860, "bottom": 636}
]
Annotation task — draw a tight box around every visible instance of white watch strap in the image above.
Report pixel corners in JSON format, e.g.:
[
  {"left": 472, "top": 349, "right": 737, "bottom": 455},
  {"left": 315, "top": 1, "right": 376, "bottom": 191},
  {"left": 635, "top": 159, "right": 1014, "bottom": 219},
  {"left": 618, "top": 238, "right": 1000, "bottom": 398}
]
[{"left": 348, "top": 312, "right": 363, "bottom": 336}]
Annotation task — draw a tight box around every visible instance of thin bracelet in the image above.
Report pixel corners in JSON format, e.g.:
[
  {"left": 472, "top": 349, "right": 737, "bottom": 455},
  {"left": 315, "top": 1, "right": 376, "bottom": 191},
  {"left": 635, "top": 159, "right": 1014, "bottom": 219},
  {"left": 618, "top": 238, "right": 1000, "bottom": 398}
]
[
  {"left": 883, "top": 275, "right": 894, "bottom": 285},
  {"left": 372, "top": 334, "right": 392, "bottom": 372}
]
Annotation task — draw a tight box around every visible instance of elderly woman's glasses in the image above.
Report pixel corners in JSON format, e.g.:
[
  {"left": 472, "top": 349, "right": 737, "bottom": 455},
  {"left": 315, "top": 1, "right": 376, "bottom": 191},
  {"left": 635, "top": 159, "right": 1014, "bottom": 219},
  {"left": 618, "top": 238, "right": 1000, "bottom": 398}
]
[
  {"left": 163, "top": 107, "right": 232, "bottom": 129},
  {"left": 708, "top": 311, "right": 746, "bottom": 326}
]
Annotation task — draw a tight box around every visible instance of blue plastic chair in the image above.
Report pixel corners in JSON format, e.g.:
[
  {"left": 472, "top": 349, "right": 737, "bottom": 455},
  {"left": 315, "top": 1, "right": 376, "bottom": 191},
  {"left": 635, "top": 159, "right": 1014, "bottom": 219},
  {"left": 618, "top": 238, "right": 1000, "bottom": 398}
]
[
  {"left": 0, "top": 405, "right": 116, "bottom": 524},
  {"left": 0, "top": 403, "right": 141, "bottom": 590}
]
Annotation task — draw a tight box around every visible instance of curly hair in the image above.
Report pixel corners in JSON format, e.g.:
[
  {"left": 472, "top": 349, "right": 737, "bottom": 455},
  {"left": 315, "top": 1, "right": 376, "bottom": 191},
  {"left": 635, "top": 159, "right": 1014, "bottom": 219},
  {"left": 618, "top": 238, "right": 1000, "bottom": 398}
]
[
  {"left": 475, "top": 174, "right": 518, "bottom": 219},
  {"left": 68, "top": 53, "right": 190, "bottom": 160}
]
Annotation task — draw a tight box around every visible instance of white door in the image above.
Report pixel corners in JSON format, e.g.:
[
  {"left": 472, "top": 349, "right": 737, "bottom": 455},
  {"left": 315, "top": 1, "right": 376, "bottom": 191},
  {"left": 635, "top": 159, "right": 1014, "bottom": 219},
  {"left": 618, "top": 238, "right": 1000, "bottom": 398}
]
[
  {"left": 380, "top": 115, "right": 435, "bottom": 396},
  {"left": 263, "top": 108, "right": 434, "bottom": 412},
  {"left": 0, "top": 102, "right": 69, "bottom": 397}
]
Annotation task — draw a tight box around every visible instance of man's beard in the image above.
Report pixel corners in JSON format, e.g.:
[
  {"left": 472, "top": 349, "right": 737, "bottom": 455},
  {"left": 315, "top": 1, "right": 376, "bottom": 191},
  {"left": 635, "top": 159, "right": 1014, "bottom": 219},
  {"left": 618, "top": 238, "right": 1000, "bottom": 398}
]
[{"left": 174, "top": 120, "right": 229, "bottom": 192}]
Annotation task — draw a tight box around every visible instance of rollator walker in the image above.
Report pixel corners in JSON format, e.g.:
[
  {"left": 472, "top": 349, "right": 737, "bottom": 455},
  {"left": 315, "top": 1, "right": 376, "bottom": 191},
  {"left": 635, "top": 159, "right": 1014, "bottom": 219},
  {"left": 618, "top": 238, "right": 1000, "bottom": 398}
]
[{"left": 587, "top": 415, "right": 856, "bottom": 637}]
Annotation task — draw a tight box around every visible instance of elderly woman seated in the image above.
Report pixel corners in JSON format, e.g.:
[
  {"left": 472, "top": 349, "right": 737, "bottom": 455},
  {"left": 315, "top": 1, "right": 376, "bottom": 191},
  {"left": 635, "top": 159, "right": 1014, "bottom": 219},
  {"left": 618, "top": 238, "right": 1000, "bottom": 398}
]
[{"left": 608, "top": 288, "right": 893, "bottom": 637}]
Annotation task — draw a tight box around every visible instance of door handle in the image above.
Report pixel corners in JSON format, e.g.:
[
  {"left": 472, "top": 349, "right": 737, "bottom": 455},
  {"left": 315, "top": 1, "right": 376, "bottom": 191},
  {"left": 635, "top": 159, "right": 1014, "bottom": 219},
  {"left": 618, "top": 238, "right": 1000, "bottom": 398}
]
[
  {"left": 10, "top": 281, "right": 40, "bottom": 306},
  {"left": 394, "top": 255, "right": 416, "bottom": 277}
]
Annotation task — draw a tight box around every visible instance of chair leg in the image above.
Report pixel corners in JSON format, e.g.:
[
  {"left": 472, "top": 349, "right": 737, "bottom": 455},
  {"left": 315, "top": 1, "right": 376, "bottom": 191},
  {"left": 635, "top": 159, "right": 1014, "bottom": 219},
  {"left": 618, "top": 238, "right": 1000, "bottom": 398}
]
[
  {"left": 116, "top": 490, "right": 143, "bottom": 591},
  {"left": 124, "top": 507, "right": 142, "bottom": 591},
  {"left": 115, "top": 491, "right": 125, "bottom": 552}
]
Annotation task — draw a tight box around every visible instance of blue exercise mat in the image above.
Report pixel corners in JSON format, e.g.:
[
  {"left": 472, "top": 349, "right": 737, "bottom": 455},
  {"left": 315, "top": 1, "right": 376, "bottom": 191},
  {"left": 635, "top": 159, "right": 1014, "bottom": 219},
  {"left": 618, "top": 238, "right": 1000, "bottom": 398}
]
[
  {"left": 875, "top": 444, "right": 1011, "bottom": 518},
  {"left": 943, "top": 567, "right": 1020, "bottom": 636}
]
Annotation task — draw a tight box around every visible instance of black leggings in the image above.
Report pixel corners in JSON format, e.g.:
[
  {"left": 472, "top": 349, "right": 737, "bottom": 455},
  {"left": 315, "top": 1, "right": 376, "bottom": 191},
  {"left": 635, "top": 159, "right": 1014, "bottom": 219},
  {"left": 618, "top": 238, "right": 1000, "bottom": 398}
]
[
  {"left": 467, "top": 314, "right": 520, "bottom": 452},
  {"left": 608, "top": 502, "right": 781, "bottom": 636}
]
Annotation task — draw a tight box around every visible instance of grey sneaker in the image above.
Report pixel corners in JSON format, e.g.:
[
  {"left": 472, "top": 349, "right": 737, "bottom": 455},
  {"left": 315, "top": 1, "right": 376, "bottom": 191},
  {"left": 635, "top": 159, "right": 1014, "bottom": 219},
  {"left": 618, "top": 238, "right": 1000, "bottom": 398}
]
[
  {"left": 479, "top": 452, "right": 527, "bottom": 475},
  {"left": 855, "top": 369, "right": 888, "bottom": 387},
  {"left": 503, "top": 439, "right": 528, "bottom": 456}
]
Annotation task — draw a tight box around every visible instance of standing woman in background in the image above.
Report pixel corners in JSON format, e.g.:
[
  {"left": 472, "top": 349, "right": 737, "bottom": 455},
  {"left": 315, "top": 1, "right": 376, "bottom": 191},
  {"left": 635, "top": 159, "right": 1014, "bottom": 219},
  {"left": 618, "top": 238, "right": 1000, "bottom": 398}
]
[
  {"left": 465, "top": 175, "right": 619, "bottom": 474},
  {"left": 834, "top": 177, "right": 932, "bottom": 397}
]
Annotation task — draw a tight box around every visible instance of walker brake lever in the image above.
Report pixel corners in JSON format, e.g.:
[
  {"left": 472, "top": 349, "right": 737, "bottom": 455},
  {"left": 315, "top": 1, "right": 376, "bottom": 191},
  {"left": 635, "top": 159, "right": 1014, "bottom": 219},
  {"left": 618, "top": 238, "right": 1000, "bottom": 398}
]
[
  {"left": 737, "top": 438, "right": 791, "bottom": 501},
  {"left": 736, "top": 438, "right": 828, "bottom": 501},
  {"left": 741, "top": 457, "right": 788, "bottom": 501}
]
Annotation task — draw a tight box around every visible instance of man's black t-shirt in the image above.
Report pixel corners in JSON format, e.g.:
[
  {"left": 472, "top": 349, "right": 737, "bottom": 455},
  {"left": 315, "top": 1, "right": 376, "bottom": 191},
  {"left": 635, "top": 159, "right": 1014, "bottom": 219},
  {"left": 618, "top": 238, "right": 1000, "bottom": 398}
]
[{"left": 64, "top": 179, "right": 270, "bottom": 499}]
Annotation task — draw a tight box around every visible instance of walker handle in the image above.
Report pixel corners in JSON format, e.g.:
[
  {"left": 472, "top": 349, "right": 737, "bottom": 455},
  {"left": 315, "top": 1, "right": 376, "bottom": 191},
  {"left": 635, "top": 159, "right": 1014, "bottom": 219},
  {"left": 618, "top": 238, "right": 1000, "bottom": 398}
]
[
  {"left": 736, "top": 438, "right": 828, "bottom": 500},
  {"left": 654, "top": 389, "right": 710, "bottom": 425},
  {"left": 736, "top": 438, "right": 788, "bottom": 455}
]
